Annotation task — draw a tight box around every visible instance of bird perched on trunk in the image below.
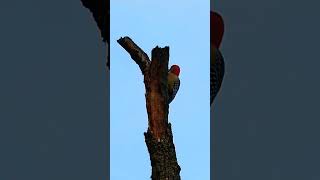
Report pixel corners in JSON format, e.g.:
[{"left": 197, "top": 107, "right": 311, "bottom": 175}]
[
  {"left": 211, "top": 11, "right": 225, "bottom": 105},
  {"left": 167, "top": 65, "right": 180, "bottom": 104}
]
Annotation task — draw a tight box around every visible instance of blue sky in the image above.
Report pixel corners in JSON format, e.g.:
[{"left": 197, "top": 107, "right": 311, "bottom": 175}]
[{"left": 110, "top": 1, "right": 210, "bottom": 179}]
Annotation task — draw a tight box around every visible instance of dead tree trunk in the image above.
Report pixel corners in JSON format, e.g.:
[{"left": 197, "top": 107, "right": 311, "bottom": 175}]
[{"left": 118, "top": 36, "right": 181, "bottom": 180}]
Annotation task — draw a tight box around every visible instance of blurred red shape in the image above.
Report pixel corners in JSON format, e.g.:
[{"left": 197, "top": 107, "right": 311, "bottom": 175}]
[{"left": 211, "top": 11, "right": 224, "bottom": 48}]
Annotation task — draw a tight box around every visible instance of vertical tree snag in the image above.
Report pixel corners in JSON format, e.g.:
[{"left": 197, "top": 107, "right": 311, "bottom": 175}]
[
  {"left": 145, "top": 47, "right": 169, "bottom": 139},
  {"left": 118, "top": 36, "right": 181, "bottom": 180}
]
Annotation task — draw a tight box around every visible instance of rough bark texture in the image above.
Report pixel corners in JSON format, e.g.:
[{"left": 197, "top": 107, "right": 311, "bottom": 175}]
[
  {"left": 144, "top": 124, "right": 181, "bottom": 180},
  {"left": 118, "top": 36, "right": 181, "bottom": 179},
  {"left": 144, "top": 47, "right": 169, "bottom": 140},
  {"left": 117, "top": 37, "right": 150, "bottom": 75},
  {"left": 80, "top": 0, "right": 110, "bottom": 69}
]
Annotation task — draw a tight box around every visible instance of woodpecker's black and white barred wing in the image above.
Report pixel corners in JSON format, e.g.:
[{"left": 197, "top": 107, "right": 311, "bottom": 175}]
[
  {"left": 168, "top": 78, "right": 180, "bottom": 104},
  {"left": 210, "top": 47, "right": 225, "bottom": 105}
]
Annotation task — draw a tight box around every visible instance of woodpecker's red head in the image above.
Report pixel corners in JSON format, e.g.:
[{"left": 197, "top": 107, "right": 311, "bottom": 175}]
[
  {"left": 211, "top": 11, "right": 224, "bottom": 48},
  {"left": 170, "top": 65, "right": 180, "bottom": 76}
]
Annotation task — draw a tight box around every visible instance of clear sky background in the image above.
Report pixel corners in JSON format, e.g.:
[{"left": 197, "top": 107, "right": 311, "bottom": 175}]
[
  {"left": 212, "top": 0, "right": 320, "bottom": 179},
  {"left": 110, "top": 1, "right": 210, "bottom": 179}
]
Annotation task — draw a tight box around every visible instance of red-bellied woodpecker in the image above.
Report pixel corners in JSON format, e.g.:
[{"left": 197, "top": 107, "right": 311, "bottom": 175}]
[
  {"left": 168, "top": 65, "right": 180, "bottom": 104},
  {"left": 211, "top": 46, "right": 225, "bottom": 104},
  {"left": 211, "top": 11, "right": 224, "bottom": 49},
  {"left": 211, "top": 11, "right": 225, "bottom": 105}
]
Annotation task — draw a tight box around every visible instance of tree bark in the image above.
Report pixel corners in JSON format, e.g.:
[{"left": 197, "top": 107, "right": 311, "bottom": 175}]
[{"left": 118, "top": 36, "right": 181, "bottom": 179}]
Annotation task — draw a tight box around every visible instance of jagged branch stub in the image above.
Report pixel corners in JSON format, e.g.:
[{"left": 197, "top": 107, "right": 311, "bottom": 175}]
[{"left": 117, "top": 37, "right": 151, "bottom": 75}]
